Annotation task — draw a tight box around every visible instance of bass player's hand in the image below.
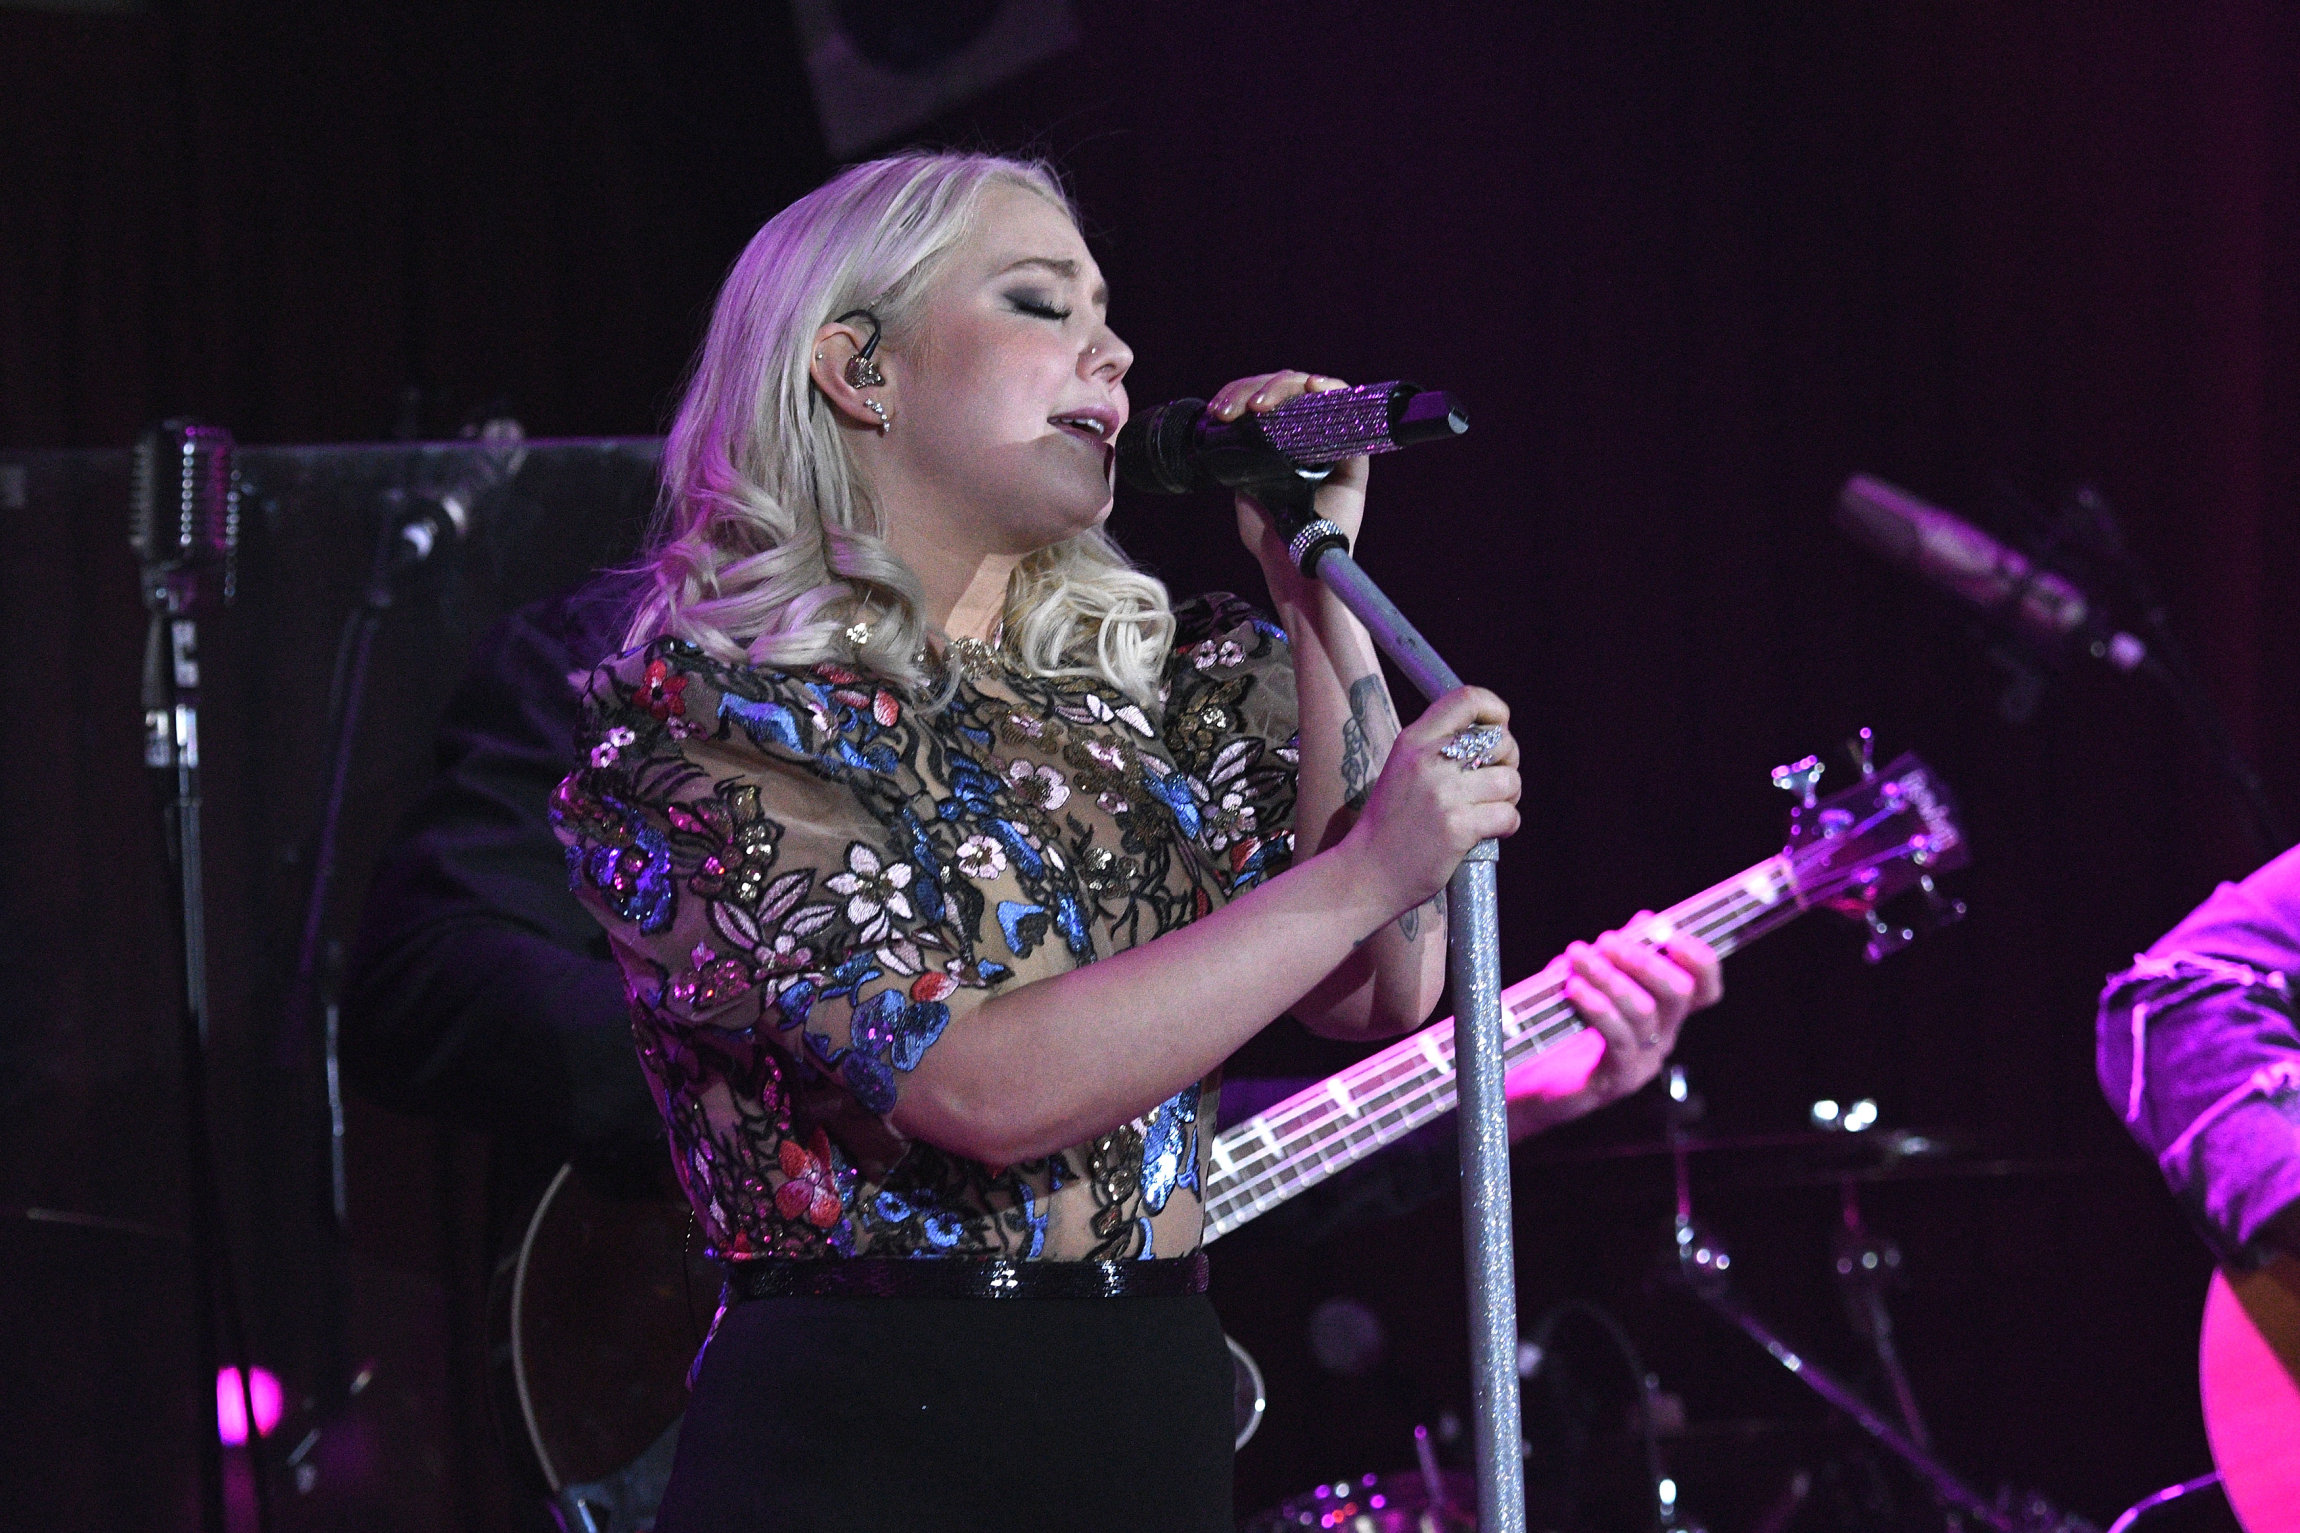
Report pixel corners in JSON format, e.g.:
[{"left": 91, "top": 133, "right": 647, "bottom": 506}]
[{"left": 1504, "top": 913, "right": 1723, "bottom": 1140}]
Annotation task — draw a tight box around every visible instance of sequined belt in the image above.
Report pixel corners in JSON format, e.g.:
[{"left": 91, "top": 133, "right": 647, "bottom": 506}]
[{"left": 722, "top": 1250, "right": 1210, "bottom": 1301}]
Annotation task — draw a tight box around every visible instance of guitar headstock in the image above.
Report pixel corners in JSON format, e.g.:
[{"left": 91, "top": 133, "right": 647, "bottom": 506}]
[{"left": 1777, "top": 738, "right": 1968, "bottom": 961}]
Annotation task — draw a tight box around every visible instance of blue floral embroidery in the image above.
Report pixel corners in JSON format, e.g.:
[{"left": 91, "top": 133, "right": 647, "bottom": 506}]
[
  {"left": 1013, "top": 1180, "right": 1047, "bottom": 1258},
  {"left": 564, "top": 795, "right": 675, "bottom": 934},
  {"left": 835, "top": 737, "right": 900, "bottom": 775},
  {"left": 1053, "top": 892, "right": 1092, "bottom": 959},
  {"left": 849, "top": 988, "right": 953, "bottom": 1072},
  {"left": 796, "top": 987, "right": 952, "bottom": 1116},
  {"left": 1142, "top": 765, "right": 1202, "bottom": 838},
  {"left": 1140, "top": 1082, "right": 1202, "bottom": 1214},
  {"left": 719, "top": 693, "right": 804, "bottom": 750},
  {"left": 895, "top": 808, "right": 946, "bottom": 924},
  {"left": 997, "top": 900, "right": 1050, "bottom": 957},
  {"left": 990, "top": 820, "right": 1044, "bottom": 879}
]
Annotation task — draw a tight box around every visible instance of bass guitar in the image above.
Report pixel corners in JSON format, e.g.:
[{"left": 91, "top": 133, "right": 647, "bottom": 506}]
[{"left": 493, "top": 746, "right": 1967, "bottom": 1533}]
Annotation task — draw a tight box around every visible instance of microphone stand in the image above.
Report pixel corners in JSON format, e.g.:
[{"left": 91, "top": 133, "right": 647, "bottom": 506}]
[
  {"left": 138, "top": 449, "right": 277, "bottom": 1533},
  {"left": 287, "top": 497, "right": 415, "bottom": 1233},
  {"left": 1249, "top": 472, "right": 1526, "bottom": 1533}
]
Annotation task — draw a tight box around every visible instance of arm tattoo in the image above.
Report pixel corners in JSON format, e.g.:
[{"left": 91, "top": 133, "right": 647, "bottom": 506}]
[
  {"left": 1336, "top": 673, "right": 1432, "bottom": 943},
  {"left": 1338, "top": 673, "right": 1394, "bottom": 813},
  {"left": 1399, "top": 885, "right": 1445, "bottom": 943}
]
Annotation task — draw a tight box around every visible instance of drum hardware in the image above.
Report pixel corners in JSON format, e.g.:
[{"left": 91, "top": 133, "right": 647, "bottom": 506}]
[
  {"left": 1230, "top": 1334, "right": 1269, "bottom": 1451},
  {"left": 1750, "top": 1468, "right": 1816, "bottom": 1533},
  {"left": 1659, "top": 1068, "right": 2098, "bottom": 1533},
  {"left": 2101, "top": 1473, "right": 2227, "bottom": 1533},
  {"left": 1517, "top": 1298, "right": 1681, "bottom": 1533},
  {"left": 1241, "top": 1431, "right": 1478, "bottom": 1533}
]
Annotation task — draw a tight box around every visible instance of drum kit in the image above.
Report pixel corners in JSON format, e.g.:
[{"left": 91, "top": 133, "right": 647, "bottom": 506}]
[{"left": 1238, "top": 1065, "right": 2121, "bottom": 1533}]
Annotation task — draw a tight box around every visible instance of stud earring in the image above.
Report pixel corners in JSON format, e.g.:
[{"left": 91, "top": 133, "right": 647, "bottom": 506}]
[{"left": 864, "top": 398, "right": 890, "bottom": 434}]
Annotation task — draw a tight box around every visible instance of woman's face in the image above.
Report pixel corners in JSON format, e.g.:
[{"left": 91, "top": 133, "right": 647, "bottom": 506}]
[{"left": 879, "top": 182, "right": 1134, "bottom": 557}]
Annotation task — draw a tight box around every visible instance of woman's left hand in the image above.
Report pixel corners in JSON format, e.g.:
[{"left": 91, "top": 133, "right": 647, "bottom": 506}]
[{"left": 1209, "top": 370, "right": 1369, "bottom": 598}]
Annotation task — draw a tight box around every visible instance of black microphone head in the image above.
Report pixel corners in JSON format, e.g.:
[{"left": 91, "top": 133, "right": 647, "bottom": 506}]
[
  {"left": 1115, "top": 397, "right": 1210, "bottom": 494},
  {"left": 1391, "top": 387, "right": 1469, "bottom": 446}
]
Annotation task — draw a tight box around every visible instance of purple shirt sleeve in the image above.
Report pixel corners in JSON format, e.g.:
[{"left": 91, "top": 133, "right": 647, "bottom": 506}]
[{"left": 2097, "top": 843, "right": 2300, "bottom": 1266}]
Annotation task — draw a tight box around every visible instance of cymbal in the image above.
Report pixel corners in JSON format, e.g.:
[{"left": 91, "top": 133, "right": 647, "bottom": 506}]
[{"left": 1519, "top": 1126, "right": 2094, "bottom": 1187}]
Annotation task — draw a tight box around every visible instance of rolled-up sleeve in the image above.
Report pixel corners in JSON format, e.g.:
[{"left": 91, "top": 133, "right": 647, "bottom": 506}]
[{"left": 2098, "top": 844, "right": 2300, "bottom": 1264}]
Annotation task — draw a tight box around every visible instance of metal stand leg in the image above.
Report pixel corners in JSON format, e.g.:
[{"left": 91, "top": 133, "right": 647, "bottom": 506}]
[
  {"left": 1660, "top": 1073, "right": 2090, "bottom": 1533},
  {"left": 1252, "top": 477, "right": 1526, "bottom": 1533},
  {"left": 1447, "top": 847, "right": 1525, "bottom": 1533}
]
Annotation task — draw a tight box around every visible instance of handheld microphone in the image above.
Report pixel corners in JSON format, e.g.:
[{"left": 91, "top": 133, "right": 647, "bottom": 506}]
[
  {"left": 1836, "top": 473, "right": 2146, "bottom": 672},
  {"left": 1117, "top": 380, "right": 1468, "bottom": 495}
]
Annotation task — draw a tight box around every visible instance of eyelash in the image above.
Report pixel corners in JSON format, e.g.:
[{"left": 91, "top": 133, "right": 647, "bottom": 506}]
[{"left": 1009, "top": 295, "right": 1072, "bottom": 321}]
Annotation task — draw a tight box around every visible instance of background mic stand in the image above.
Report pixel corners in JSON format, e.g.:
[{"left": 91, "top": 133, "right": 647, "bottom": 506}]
[
  {"left": 133, "top": 422, "right": 276, "bottom": 1533},
  {"left": 1246, "top": 470, "right": 1526, "bottom": 1533},
  {"left": 2043, "top": 485, "right": 2287, "bottom": 859},
  {"left": 286, "top": 498, "right": 411, "bottom": 1234}
]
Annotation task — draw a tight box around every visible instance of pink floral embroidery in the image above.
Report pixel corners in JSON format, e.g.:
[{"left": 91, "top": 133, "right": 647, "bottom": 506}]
[{"left": 775, "top": 1131, "right": 844, "bottom": 1228}]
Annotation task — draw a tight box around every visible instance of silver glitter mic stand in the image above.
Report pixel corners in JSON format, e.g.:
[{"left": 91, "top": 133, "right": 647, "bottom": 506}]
[{"left": 1259, "top": 475, "right": 1526, "bottom": 1533}]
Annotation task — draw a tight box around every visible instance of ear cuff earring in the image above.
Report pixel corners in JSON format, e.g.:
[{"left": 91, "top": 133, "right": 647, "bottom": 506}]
[{"left": 864, "top": 398, "right": 890, "bottom": 434}]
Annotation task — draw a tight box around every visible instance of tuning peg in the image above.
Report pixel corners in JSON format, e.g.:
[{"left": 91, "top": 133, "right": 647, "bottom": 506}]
[
  {"left": 1847, "top": 727, "right": 1876, "bottom": 781},
  {"left": 1771, "top": 755, "right": 1825, "bottom": 809},
  {"left": 1919, "top": 874, "right": 1967, "bottom": 926},
  {"left": 1862, "top": 908, "right": 1916, "bottom": 962}
]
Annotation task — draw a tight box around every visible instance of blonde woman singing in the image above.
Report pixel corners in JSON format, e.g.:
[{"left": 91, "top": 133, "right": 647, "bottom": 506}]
[{"left": 552, "top": 151, "right": 1721, "bottom": 1530}]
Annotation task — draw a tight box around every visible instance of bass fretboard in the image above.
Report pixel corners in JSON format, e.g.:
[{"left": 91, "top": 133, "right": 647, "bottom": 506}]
[{"left": 1201, "top": 855, "right": 1803, "bottom": 1241}]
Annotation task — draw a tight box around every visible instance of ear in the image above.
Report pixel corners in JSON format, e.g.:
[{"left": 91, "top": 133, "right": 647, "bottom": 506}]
[{"left": 810, "top": 319, "right": 891, "bottom": 433}]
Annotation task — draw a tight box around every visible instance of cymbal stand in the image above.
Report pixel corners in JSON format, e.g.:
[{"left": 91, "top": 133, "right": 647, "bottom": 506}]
[
  {"left": 1832, "top": 1180, "right": 1931, "bottom": 1453},
  {"left": 1659, "top": 1069, "right": 2092, "bottom": 1533}
]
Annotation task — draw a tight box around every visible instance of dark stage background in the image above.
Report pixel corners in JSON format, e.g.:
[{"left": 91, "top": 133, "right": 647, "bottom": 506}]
[{"left": 6, "top": 2, "right": 2297, "bottom": 1528}]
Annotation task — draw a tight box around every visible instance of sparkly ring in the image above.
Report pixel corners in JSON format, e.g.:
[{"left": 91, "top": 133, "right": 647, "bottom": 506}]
[{"left": 1439, "top": 724, "right": 1506, "bottom": 771}]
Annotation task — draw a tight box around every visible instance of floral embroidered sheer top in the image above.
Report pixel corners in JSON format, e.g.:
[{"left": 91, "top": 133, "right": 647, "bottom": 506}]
[{"left": 551, "top": 595, "right": 1298, "bottom": 1263}]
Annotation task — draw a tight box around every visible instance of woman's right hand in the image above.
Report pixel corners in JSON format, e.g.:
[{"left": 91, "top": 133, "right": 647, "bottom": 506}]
[{"left": 1339, "top": 685, "right": 1522, "bottom": 917}]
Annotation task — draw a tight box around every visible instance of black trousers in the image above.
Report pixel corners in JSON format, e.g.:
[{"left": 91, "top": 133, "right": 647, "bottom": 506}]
[{"left": 659, "top": 1291, "right": 1235, "bottom": 1532}]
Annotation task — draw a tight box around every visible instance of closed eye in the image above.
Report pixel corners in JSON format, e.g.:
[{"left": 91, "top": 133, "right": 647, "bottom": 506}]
[{"left": 1008, "top": 293, "right": 1073, "bottom": 321}]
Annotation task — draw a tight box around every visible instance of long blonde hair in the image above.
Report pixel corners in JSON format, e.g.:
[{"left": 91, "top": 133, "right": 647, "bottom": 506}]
[{"left": 624, "top": 151, "right": 1174, "bottom": 705}]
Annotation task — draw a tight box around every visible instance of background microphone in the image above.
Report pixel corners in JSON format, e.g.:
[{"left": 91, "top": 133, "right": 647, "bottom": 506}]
[
  {"left": 1118, "top": 379, "right": 1468, "bottom": 495},
  {"left": 131, "top": 420, "right": 244, "bottom": 766},
  {"left": 382, "top": 488, "right": 470, "bottom": 570},
  {"left": 384, "top": 417, "right": 526, "bottom": 572},
  {"left": 131, "top": 420, "right": 242, "bottom": 591},
  {"left": 1836, "top": 473, "right": 2146, "bottom": 671}
]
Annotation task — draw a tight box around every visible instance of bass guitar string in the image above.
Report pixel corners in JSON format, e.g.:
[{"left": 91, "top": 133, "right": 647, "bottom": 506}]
[
  {"left": 1205, "top": 824, "right": 1927, "bottom": 1233},
  {"left": 1203, "top": 875, "right": 1783, "bottom": 1233}
]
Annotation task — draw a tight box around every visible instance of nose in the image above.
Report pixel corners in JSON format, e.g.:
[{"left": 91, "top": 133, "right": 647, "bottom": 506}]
[{"left": 1082, "top": 321, "right": 1132, "bottom": 387}]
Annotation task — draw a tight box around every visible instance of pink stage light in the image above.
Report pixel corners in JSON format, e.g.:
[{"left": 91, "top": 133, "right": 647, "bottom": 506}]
[{"left": 215, "top": 1366, "right": 284, "bottom": 1445}]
